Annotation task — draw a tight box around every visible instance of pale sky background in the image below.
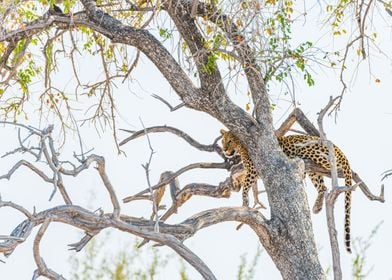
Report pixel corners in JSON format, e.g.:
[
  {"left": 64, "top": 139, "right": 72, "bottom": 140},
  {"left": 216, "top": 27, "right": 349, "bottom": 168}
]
[{"left": 1, "top": 2, "right": 392, "bottom": 279}]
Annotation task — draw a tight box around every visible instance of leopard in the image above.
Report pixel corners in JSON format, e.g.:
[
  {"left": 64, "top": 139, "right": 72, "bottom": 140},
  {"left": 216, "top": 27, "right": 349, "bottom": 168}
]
[{"left": 220, "top": 129, "right": 353, "bottom": 253}]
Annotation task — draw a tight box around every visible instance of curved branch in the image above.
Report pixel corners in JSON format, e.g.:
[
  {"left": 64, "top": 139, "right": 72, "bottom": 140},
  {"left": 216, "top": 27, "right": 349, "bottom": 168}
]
[
  {"left": 119, "top": 126, "right": 223, "bottom": 155},
  {"left": 95, "top": 158, "right": 121, "bottom": 217},
  {"left": 0, "top": 199, "right": 32, "bottom": 219},
  {"left": 3, "top": 204, "right": 269, "bottom": 278},
  {"left": 32, "top": 219, "right": 66, "bottom": 280},
  {"left": 0, "top": 160, "right": 52, "bottom": 182}
]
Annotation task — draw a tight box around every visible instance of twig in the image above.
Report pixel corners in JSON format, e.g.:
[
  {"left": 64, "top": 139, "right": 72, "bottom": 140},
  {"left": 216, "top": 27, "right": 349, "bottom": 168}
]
[
  {"left": 151, "top": 94, "right": 185, "bottom": 112},
  {"left": 122, "top": 49, "right": 140, "bottom": 83},
  {"left": 140, "top": 118, "right": 159, "bottom": 232},
  {"left": 68, "top": 231, "right": 99, "bottom": 252},
  {"left": 0, "top": 199, "right": 33, "bottom": 219}
]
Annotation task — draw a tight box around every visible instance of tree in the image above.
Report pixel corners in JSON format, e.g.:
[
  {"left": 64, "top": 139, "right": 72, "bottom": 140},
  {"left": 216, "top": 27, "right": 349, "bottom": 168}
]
[{"left": 0, "top": 0, "right": 388, "bottom": 279}]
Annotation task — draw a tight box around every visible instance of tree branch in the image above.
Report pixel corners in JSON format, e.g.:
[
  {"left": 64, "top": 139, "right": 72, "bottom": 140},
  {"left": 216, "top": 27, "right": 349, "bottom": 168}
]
[
  {"left": 32, "top": 219, "right": 66, "bottom": 280},
  {"left": 123, "top": 161, "right": 228, "bottom": 203},
  {"left": 119, "top": 125, "right": 223, "bottom": 156},
  {"left": 317, "top": 96, "right": 343, "bottom": 278}
]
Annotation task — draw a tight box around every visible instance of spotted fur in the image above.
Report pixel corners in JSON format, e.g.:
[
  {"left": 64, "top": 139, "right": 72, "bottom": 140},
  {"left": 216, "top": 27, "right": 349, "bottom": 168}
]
[
  {"left": 220, "top": 129, "right": 257, "bottom": 208},
  {"left": 220, "top": 130, "right": 353, "bottom": 253}
]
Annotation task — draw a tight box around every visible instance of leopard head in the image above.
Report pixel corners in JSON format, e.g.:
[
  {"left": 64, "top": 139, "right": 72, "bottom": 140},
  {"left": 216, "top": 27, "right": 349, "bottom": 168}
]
[{"left": 220, "top": 129, "right": 239, "bottom": 157}]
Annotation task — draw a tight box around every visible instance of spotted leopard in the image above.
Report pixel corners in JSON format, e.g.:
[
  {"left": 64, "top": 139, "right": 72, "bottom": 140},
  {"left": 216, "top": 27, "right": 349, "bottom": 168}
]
[{"left": 220, "top": 130, "right": 353, "bottom": 253}]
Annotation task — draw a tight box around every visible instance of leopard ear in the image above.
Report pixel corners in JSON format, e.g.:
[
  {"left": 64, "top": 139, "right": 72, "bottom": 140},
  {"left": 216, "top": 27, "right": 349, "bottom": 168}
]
[{"left": 220, "top": 129, "right": 227, "bottom": 135}]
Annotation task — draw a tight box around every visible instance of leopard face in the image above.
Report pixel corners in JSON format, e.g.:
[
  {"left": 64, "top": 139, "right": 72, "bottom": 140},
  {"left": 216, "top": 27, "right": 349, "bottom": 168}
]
[{"left": 220, "top": 129, "right": 239, "bottom": 157}]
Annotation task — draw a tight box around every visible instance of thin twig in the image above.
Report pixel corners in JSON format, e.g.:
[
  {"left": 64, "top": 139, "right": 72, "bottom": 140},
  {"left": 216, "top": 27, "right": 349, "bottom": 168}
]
[
  {"left": 151, "top": 94, "right": 186, "bottom": 112},
  {"left": 140, "top": 118, "right": 159, "bottom": 232}
]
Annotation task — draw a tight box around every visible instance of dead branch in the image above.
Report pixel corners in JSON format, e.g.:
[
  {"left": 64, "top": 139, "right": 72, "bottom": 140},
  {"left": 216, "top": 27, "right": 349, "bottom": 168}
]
[
  {"left": 1, "top": 203, "right": 270, "bottom": 280},
  {"left": 151, "top": 94, "right": 186, "bottom": 112},
  {"left": 0, "top": 122, "right": 217, "bottom": 279},
  {"left": 95, "top": 159, "right": 121, "bottom": 217},
  {"left": 123, "top": 161, "right": 228, "bottom": 203},
  {"left": 0, "top": 199, "right": 32, "bottom": 219},
  {"left": 119, "top": 125, "right": 223, "bottom": 156},
  {"left": 317, "top": 96, "right": 343, "bottom": 279},
  {"left": 140, "top": 118, "right": 159, "bottom": 232},
  {"left": 32, "top": 219, "right": 66, "bottom": 280},
  {"left": 275, "top": 108, "right": 320, "bottom": 137}
]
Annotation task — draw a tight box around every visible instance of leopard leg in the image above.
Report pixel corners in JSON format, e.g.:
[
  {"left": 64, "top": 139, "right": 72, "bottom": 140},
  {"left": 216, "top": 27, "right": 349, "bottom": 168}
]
[
  {"left": 308, "top": 172, "right": 327, "bottom": 214},
  {"left": 251, "top": 181, "right": 266, "bottom": 209},
  {"left": 242, "top": 171, "right": 256, "bottom": 207}
]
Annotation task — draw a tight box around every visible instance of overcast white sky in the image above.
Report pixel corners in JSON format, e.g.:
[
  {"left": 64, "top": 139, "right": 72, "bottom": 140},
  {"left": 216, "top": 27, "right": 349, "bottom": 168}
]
[{"left": 1, "top": 2, "right": 392, "bottom": 279}]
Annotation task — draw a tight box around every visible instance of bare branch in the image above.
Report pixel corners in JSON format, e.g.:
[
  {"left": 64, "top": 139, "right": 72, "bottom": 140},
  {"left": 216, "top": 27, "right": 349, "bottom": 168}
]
[
  {"left": 139, "top": 118, "right": 159, "bottom": 232},
  {"left": 0, "top": 199, "right": 33, "bottom": 219},
  {"left": 0, "top": 160, "right": 52, "bottom": 183},
  {"left": 95, "top": 158, "right": 121, "bottom": 218},
  {"left": 68, "top": 232, "right": 98, "bottom": 252},
  {"left": 3, "top": 204, "right": 221, "bottom": 279},
  {"left": 122, "top": 162, "right": 228, "bottom": 203},
  {"left": 317, "top": 96, "right": 343, "bottom": 279},
  {"left": 32, "top": 219, "right": 66, "bottom": 280},
  {"left": 120, "top": 126, "right": 223, "bottom": 155},
  {"left": 122, "top": 49, "right": 140, "bottom": 83},
  {"left": 317, "top": 96, "right": 340, "bottom": 188},
  {"left": 275, "top": 108, "right": 320, "bottom": 137},
  {"left": 151, "top": 94, "right": 185, "bottom": 112}
]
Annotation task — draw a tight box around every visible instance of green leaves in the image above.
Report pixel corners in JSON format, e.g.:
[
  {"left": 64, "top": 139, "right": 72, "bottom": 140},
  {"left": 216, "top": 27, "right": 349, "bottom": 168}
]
[
  {"left": 17, "top": 60, "right": 41, "bottom": 94},
  {"left": 304, "top": 71, "right": 315, "bottom": 87},
  {"left": 202, "top": 53, "right": 218, "bottom": 74},
  {"left": 159, "top": 27, "right": 172, "bottom": 40}
]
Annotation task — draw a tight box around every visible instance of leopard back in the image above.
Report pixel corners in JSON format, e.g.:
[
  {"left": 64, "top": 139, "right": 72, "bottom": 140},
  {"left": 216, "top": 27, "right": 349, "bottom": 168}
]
[{"left": 278, "top": 134, "right": 353, "bottom": 253}]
